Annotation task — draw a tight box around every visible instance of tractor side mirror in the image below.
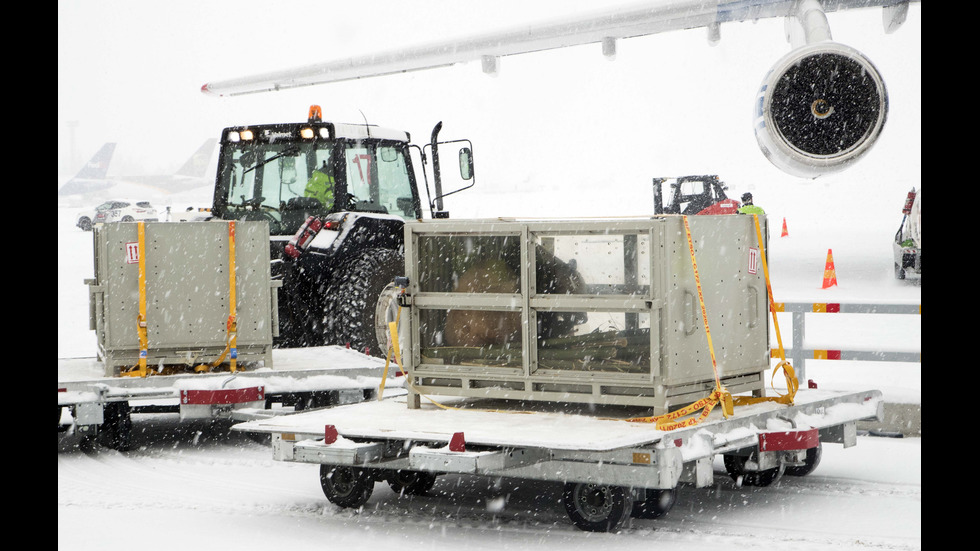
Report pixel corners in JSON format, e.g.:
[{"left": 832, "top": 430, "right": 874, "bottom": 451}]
[{"left": 459, "top": 147, "right": 474, "bottom": 180}]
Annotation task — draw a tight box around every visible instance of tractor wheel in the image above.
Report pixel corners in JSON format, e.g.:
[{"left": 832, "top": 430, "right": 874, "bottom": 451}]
[
  {"left": 562, "top": 482, "right": 633, "bottom": 532},
  {"left": 895, "top": 263, "right": 907, "bottom": 280},
  {"left": 387, "top": 470, "right": 438, "bottom": 496},
  {"left": 322, "top": 248, "right": 405, "bottom": 358},
  {"left": 319, "top": 465, "right": 375, "bottom": 508}
]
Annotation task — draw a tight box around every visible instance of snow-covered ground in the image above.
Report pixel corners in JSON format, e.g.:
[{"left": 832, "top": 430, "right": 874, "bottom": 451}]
[{"left": 59, "top": 2, "right": 919, "bottom": 549}]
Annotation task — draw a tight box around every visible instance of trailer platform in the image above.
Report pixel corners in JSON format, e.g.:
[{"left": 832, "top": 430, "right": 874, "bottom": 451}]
[
  {"left": 234, "top": 387, "right": 882, "bottom": 532},
  {"left": 58, "top": 345, "right": 401, "bottom": 450}
]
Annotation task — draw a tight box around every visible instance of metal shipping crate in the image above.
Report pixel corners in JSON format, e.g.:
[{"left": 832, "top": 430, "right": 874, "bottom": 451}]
[
  {"left": 88, "top": 221, "right": 279, "bottom": 376},
  {"left": 401, "top": 216, "right": 769, "bottom": 413}
]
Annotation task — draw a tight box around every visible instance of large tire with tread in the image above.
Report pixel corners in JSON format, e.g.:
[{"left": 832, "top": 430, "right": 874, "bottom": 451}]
[
  {"left": 562, "top": 482, "right": 633, "bottom": 532},
  {"left": 322, "top": 248, "right": 404, "bottom": 358},
  {"left": 387, "top": 470, "right": 438, "bottom": 496},
  {"left": 319, "top": 465, "right": 375, "bottom": 508},
  {"left": 630, "top": 488, "right": 677, "bottom": 519},
  {"left": 78, "top": 217, "right": 92, "bottom": 231}
]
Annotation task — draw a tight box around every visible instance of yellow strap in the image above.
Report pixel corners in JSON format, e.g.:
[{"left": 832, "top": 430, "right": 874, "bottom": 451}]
[
  {"left": 682, "top": 215, "right": 726, "bottom": 400},
  {"left": 136, "top": 221, "right": 148, "bottom": 378},
  {"left": 617, "top": 216, "right": 732, "bottom": 427},
  {"left": 194, "top": 221, "right": 238, "bottom": 373},
  {"left": 748, "top": 213, "right": 798, "bottom": 404},
  {"left": 227, "top": 221, "right": 238, "bottom": 373}
]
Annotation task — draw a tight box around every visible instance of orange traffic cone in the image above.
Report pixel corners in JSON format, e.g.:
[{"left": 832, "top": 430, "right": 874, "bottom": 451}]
[
  {"left": 781, "top": 218, "right": 789, "bottom": 237},
  {"left": 821, "top": 249, "right": 838, "bottom": 289}
]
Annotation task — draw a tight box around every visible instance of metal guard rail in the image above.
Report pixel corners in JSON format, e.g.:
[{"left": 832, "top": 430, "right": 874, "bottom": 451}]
[{"left": 769, "top": 302, "right": 921, "bottom": 381}]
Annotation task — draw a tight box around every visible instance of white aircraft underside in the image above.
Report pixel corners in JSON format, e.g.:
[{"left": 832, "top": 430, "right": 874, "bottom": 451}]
[{"left": 201, "top": 0, "right": 917, "bottom": 179}]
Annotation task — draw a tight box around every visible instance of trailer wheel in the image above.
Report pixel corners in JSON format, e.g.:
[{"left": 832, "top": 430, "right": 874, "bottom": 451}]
[
  {"left": 562, "top": 482, "right": 633, "bottom": 532},
  {"left": 630, "top": 488, "right": 677, "bottom": 519},
  {"left": 723, "top": 453, "right": 782, "bottom": 487},
  {"left": 785, "top": 443, "right": 823, "bottom": 477},
  {"left": 319, "top": 465, "right": 375, "bottom": 508},
  {"left": 96, "top": 401, "right": 132, "bottom": 451},
  {"left": 387, "top": 470, "right": 438, "bottom": 496},
  {"left": 322, "top": 248, "right": 404, "bottom": 358}
]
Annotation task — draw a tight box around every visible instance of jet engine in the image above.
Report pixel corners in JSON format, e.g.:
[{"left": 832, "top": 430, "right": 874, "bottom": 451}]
[{"left": 754, "top": 42, "right": 888, "bottom": 179}]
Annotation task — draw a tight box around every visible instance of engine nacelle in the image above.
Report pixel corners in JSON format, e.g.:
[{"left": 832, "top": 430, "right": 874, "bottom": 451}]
[{"left": 754, "top": 42, "right": 888, "bottom": 179}]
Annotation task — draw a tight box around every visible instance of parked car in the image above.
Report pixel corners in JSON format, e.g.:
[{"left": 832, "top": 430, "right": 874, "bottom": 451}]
[{"left": 76, "top": 199, "right": 160, "bottom": 231}]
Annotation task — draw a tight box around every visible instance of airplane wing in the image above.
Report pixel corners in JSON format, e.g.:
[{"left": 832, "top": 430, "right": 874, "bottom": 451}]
[
  {"left": 200, "top": 0, "right": 916, "bottom": 179},
  {"left": 201, "top": 0, "right": 912, "bottom": 97}
]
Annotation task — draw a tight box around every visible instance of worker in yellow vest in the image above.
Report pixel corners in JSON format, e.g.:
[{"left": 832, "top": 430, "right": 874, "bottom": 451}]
[
  {"left": 737, "top": 192, "right": 765, "bottom": 215},
  {"left": 304, "top": 160, "right": 335, "bottom": 209}
]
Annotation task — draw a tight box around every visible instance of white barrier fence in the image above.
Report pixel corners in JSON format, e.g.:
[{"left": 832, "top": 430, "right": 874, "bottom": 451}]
[{"left": 770, "top": 302, "right": 921, "bottom": 382}]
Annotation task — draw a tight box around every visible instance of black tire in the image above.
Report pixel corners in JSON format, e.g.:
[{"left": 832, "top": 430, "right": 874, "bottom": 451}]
[
  {"left": 121, "top": 216, "right": 135, "bottom": 222},
  {"left": 784, "top": 443, "right": 822, "bottom": 477},
  {"left": 562, "top": 482, "right": 633, "bottom": 532},
  {"left": 387, "top": 470, "right": 437, "bottom": 496},
  {"left": 723, "top": 453, "right": 781, "bottom": 487},
  {"left": 96, "top": 401, "right": 132, "bottom": 451},
  {"left": 895, "top": 263, "right": 907, "bottom": 280},
  {"left": 630, "top": 488, "right": 677, "bottom": 519},
  {"left": 78, "top": 217, "right": 92, "bottom": 231},
  {"left": 319, "top": 465, "right": 375, "bottom": 508},
  {"left": 322, "top": 248, "right": 405, "bottom": 358}
]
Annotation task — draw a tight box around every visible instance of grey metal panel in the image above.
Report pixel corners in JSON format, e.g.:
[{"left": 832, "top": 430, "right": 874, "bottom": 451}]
[
  {"left": 660, "top": 215, "right": 770, "bottom": 387},
  {"left": 91, "top": 221, "right": 274, "bottom": 374}
]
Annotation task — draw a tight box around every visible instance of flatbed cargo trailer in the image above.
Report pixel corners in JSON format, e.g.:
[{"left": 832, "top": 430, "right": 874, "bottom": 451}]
[
  {"left": 58, "top": 345, "right": 401, "bottom": 451},
  {"left": 235, "top": 387, "right": 882, "bottom": 532}
]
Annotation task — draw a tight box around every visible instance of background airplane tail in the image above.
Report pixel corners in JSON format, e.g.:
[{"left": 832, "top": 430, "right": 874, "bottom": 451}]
[
  {"left": 72, "top": 143, "right": 116, "bottom": 180},
  {"left": 175, "top": 138, "right": 217, "bottom": 178},
  {"left": 58, "top": 143, "right": 117, "bottom": 197}
]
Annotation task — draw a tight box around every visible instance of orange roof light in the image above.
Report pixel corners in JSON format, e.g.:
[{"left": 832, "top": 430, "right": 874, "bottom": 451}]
[{"left": 308, "top": 105, "right": 322, "bottom": 123}]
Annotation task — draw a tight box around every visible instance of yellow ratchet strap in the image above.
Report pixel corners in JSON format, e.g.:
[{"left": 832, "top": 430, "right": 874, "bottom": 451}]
[
  {"left": 195, "top": 221, "right": 238, "bottom": 373},
  {"left": 732, "top": 213, "right": 799, "bottom": 406},
  {"left": 624, "top": 216, "right": 732, "bottom": 429},
  {"left": 132, "top": 221, "right": 150, "bottom": 378}
]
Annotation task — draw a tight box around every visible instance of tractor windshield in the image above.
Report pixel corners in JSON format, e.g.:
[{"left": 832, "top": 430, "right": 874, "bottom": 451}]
[{"left": 215, "top": 137, "right": 418, "bottom": 235}]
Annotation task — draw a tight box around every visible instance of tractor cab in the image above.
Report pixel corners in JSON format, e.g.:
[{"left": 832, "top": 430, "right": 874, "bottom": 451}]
[
  {"left": 652, "top": 175, "right": 741, "bottom": 215},
  {"left": 211, "top": 107, "right": 422, "bottom": 237}
]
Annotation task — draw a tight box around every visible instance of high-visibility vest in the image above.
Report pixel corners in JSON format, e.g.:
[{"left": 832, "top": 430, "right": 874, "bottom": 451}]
[
  {"left": 737, "top": 204, "right": 765, "bottom": 215},
  {"left": 304, "top": 170, "right": 335, "bottom": 208}
]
